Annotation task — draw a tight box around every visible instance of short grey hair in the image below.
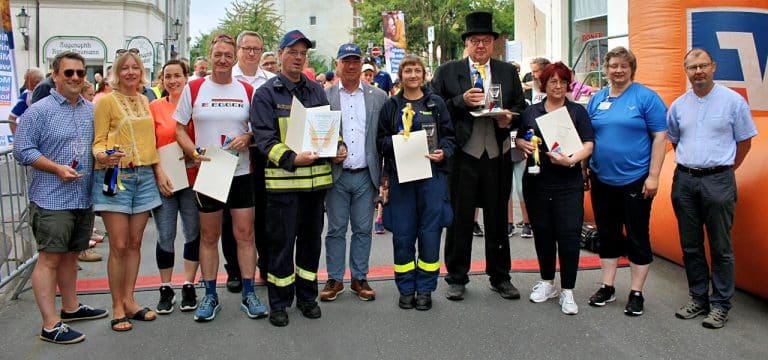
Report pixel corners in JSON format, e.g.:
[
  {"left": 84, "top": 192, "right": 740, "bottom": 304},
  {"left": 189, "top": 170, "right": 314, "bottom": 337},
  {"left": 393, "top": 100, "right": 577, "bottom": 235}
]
[
  {"left": 236, "top": 31, "right": 263, "bottom": 47},
  {"left": 26, "top": 67, "right": 45, "bottom": 80},
  {"left": 530, "top": 57, "right": 551, "bottom": 68}
]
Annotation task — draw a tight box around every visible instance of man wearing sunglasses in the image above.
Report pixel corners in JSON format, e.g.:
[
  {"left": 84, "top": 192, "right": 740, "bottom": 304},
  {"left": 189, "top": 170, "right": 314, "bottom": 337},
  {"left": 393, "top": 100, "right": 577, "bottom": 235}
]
[
  {"left": 220, "top": 30, "right": 276, "bottom": 292},
  {"left": 14, "top": 51, "right": 108, "bottom": 344}
]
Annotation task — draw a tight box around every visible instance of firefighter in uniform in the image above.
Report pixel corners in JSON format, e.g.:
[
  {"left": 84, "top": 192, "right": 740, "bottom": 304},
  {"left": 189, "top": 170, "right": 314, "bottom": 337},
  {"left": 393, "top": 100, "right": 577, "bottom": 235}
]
[
  {"left": 377, "top": 55, "right": 456, "bottom": 311},
  {"left": 251, "top": 30, "right": 335, "bottom": 327}
]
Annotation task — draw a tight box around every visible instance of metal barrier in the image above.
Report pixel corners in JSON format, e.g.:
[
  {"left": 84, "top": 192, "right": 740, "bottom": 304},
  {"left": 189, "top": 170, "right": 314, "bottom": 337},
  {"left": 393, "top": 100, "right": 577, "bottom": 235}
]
[{"left": 0, "top": 144, "right": 36, "bottom": 300}]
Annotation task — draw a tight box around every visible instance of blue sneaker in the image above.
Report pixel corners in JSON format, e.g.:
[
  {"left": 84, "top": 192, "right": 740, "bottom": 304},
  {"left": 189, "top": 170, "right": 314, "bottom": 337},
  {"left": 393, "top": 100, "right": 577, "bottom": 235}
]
[
  {"left": 60, "top": 303, "right": 108, "bottom": 322},
  {"left": 39, "top": 322, "right": 85, "bottom": 344},
  {"left": 241, "top": 292, "right": 268, "bottom": 319},
  {"left": 193, "top": 294, "right": 221, "bottom": 322}
]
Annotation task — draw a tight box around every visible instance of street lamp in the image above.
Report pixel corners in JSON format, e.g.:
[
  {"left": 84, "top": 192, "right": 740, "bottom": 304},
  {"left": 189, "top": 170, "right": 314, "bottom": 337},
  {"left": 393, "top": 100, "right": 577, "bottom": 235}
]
[
  {"left": 168, "top": 18, "right": 182, "bottom": 41},
  {"left": 16, "top": 8, "right": 30, "bottom": 50}
]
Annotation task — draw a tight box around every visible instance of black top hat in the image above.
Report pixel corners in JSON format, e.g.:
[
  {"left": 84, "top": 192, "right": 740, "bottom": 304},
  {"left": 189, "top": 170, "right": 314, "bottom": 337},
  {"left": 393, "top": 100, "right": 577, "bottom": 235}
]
[{"left": 461, "top": 11, "right": 499, "bottom": 41}]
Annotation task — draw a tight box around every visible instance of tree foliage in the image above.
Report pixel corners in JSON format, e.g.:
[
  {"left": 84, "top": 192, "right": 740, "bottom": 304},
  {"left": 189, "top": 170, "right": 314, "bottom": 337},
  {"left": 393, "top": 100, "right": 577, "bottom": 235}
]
[
  {"left": 189, "top": 0, "right": 283, "bottom": 61},
  {"left": 351, "top": 0, "right": 514, "bottom": 63}
]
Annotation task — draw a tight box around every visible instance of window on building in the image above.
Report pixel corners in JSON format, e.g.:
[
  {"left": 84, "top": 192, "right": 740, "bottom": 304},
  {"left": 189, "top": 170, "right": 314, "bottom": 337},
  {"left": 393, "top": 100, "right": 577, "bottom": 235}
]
[{"left": 310, "top": 16, "right": 316, "bottom": 26}]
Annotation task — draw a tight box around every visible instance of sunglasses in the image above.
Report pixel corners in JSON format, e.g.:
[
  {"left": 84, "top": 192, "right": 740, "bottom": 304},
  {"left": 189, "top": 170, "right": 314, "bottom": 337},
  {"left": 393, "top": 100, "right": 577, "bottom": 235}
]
[
  {"left": 116, "top": 48, "right": 140, "bottom": 56},
  {"left": 62, "top": 69, "right": 86, "bottom": 78},
  {"left": 211, "top": 34, "right": 235, "bottom": 45}
]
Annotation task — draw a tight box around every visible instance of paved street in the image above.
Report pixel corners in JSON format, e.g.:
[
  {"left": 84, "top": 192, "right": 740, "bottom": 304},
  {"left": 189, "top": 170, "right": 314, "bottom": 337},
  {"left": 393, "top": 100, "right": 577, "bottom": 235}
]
[{"left": 1, "top": 215, "right": 766, "bottom": 360}]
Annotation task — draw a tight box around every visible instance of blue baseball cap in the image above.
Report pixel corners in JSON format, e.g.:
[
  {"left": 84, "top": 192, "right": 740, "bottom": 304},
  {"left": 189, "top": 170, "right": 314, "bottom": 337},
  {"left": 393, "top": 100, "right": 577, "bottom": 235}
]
[
  {"left": 336, "top": 43, "right": 362, "bottom": 60},
  {"left": 279, "top": 30, "right": 314, "bottom": 49}
]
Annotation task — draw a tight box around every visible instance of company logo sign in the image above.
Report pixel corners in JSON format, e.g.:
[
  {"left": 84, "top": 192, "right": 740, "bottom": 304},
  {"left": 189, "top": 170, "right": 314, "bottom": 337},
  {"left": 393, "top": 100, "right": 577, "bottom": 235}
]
[{"left": 689, "top": 8, "right": 768, "bottom": 111}]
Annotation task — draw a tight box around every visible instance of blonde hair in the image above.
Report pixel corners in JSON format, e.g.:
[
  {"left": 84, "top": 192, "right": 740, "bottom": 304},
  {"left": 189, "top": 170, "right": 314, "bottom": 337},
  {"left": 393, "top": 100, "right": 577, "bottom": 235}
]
[{"left": 110, "top": 52, "right": 148, "bottom": 89}]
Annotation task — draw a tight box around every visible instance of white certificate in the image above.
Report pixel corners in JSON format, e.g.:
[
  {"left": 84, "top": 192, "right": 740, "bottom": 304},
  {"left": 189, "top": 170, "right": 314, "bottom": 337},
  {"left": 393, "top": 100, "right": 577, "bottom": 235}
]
[
  {"left": 157, "top": 142, "right": 189, "bottom": 192},
  {"left": 392, "top": 130, "right": 432, "bottom": 183},
  {"left": 535, "top": 106, "right": 584, "bottom": 156},
  {"left": 285, "top": 96, "right": 340, "bottom": 157},
  {"left": 193, "top": 146, "right": 238, "bottom": 202}
]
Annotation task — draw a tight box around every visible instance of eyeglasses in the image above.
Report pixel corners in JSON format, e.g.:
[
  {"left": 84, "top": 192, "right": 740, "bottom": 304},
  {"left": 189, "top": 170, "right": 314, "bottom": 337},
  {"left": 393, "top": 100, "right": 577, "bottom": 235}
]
[
  {"left": 240, "top": 47, "right": 263, "bottom": 54},
  {"left": 116, "top": 48, "right": 140, "bottom": 56},
  {"left": 284, "top": 49, "right": 308, "bottom": 58},
  {"left": 685, "top": 63, "right": 711, "bottom": 71},
  {"left": 547, "top": 79, "right": 569, "bottom": 87},
  {"left": 469, "top": 38, "right": 493, "bottom": 46},
  {"left": 211, "top": 34, "right": 235, "bottom": 45},
  {"left": 62, "top": 69, "right": 86, "bottom": 78}
]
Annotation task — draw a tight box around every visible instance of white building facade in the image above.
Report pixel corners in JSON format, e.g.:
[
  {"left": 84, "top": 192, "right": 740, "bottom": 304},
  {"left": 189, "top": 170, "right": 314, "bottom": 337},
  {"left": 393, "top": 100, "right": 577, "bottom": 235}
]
[
  {"left": 514, "top": 0, "right": 629, "bottom": 78},
  {"left": 268, "top": 0, "right": 357, "bottom": 65},
  {"left": 10, "top": 0, "right": 191, "bottom": 82}
]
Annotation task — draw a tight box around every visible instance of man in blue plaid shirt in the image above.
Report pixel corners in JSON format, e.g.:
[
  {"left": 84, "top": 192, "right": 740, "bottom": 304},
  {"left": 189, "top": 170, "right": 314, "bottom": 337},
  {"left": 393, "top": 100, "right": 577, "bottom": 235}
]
[{"left": 13, "top": 51, "right": 108, "bottom": 344}]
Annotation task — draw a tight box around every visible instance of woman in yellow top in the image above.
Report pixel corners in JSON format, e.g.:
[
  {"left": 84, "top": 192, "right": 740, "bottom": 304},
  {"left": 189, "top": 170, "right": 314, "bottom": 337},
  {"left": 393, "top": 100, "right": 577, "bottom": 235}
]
[{"left": 92, "top": 51, "right": 162, "bottom": 332}]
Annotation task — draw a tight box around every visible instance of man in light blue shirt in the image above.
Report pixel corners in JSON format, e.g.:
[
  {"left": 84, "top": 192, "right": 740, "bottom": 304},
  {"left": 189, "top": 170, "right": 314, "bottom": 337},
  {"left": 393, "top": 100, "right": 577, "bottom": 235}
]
[
  {"left": 14, "top": 51, "right": 108, "bottom": 344},
  {"left": 667, "top": 48, "right": 757, "bottom": 329},
  {"left": 321, "top": 43, "right": 388, "bottom": 302}
]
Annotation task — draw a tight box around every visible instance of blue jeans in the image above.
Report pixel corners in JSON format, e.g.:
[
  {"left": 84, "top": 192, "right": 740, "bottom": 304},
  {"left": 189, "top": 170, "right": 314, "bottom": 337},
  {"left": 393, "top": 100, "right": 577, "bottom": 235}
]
[
  {"left": 324, "top": 170, "right": 376, "bottom": 281},
  {"left": 152, "top": 188, "right": 200, "bottom": 255}
]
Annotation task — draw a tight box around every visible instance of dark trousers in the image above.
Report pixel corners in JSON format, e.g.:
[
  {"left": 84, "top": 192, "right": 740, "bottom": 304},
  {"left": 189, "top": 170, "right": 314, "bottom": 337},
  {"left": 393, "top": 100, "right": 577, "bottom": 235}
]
[
  {"left": 386, "top": 169, "right": 451, "bottom": 295},
  {"left": 265, "top": 190, "right": 325, "bottom": 310},
  {"left": 671, "top": 168, "right": 736, "bottom": 311},
  {"left": 445, "top": 151, "right": 512, "bottom": 286},
  {"left": 221, "top": 150, "right": 268, "bottom": 279},
  {"left": 589, "top": 174, "right": 654, "bottom": 265},
  {"left": 523, "top": 185, "right": 583, "bottom": 289}
]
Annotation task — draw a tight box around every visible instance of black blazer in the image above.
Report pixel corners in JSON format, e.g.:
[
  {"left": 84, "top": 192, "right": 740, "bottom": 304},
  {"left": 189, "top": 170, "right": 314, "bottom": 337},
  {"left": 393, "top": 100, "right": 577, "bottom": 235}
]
[{"left": 430, "top": 58, "right": 527, "bottom": 148}]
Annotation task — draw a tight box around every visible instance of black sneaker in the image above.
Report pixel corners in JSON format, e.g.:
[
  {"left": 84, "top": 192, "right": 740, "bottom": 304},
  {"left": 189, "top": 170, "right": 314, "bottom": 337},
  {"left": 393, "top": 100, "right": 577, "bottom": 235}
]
[
  {"left": 489, "top": 282, "right": 521, "bottom": 300},
  {"left": 415, "top": 293, "right": 432, "bottom": 311},
  {"left": 624, "top": 291, "right": 644, "bottom": 316},
  {"left": 588, "top": 284, "right": 616, "bottom": 307},
  {"left": 269, "top": 309, "right": 289, "bottom": 327},
  {"left": 60, "top": 303, "right": 108, "bottom": 322},
  {"left": 521, "top": 223, "right": 533, "bottom": 238},
  {"left": 156, "top": 286, "right": 175, "bottom": 314},
  {"left": 180, "top": 284, "right": 198, "bottom": 311},
  {"left": 473, "top": 222, "right": 484, "bottom": 237},
  {"left": 297, "top": 301, "right": 322, "bottom": 319},
  {"left": 225, "top": 264, "right": 242, "bottom": 293},
  {"left": 507, "top": 223, "right": 517, "bottom": 237}
]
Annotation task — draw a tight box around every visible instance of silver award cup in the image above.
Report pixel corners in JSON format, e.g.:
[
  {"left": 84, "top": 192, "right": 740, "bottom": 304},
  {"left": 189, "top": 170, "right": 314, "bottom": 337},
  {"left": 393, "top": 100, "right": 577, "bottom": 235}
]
[{"left": 422, "top": 123, "right": 438, "bottom": 153}]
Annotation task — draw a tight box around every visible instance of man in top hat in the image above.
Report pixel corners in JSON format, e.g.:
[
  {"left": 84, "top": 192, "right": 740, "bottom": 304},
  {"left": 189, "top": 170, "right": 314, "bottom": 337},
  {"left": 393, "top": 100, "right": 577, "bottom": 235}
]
[{"left": 431, "top": 11, "right": 527, "bottom": 301}]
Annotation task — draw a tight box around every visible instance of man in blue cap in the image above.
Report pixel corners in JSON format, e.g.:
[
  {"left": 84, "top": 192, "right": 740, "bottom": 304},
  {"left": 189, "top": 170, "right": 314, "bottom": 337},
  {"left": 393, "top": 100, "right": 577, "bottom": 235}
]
[
  {"left": 320, "top": 43, "right": 388, "bottom": 303},
  {"left": 251, "top": 30, "right": 337, "bottom": 327}
]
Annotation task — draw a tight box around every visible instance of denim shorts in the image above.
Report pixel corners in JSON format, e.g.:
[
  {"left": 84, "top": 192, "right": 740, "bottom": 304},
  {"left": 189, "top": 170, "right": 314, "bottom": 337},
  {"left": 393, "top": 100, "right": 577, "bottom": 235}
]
[
  {"left": 29, "top": 202, "right": 94, "bottom": 253},
  {"left": 92, "top": 166, "right": 162, "bottom": 214}
]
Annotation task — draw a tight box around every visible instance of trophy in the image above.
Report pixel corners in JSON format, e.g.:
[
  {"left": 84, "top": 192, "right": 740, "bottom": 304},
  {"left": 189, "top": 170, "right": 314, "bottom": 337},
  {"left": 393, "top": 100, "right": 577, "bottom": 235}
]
[
  {"left": 422, "top": 123, "right": 438, "bottom": 153},
  {"left": 487, "top": 84, "right": 502, "bottom": 112}
]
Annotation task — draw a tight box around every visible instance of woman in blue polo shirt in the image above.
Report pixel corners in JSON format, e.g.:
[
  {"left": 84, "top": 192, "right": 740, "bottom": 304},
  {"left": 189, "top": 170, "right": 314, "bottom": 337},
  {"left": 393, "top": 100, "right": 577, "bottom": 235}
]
[{"left": 586, "top": 47, "right": 668, "bottom": 317}]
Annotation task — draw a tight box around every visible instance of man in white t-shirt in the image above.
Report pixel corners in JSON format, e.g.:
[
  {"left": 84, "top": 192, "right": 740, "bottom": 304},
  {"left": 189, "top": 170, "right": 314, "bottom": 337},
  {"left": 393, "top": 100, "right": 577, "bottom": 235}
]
[
  {"left": 174, "top": 34, "right": 267, "bottom": 323},
  {"left": 222, "top": 30, "right": 276, "bottom": 293}
]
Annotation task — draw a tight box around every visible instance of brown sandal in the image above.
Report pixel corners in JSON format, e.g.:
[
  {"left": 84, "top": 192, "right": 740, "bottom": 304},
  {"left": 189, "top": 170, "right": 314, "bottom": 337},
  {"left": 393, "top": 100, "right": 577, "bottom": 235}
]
[{"left": 110, "top": 317, "right": 132, "bottom": 331}]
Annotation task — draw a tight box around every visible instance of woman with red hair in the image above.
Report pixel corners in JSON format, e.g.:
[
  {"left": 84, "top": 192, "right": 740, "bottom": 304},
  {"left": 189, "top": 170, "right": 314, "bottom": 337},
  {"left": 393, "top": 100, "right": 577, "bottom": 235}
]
[{"left": 515, "top": 62, "right": 594, "bottom": 315}]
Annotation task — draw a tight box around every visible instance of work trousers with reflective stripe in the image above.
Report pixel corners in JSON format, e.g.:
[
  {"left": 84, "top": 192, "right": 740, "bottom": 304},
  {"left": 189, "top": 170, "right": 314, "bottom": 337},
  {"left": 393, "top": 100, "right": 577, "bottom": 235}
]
[
  {"left": 265, "top": 190, "right": 326, "bottom": 310},
  {"left": 386, "top": 169, "right": 451, "bottom": 295}
]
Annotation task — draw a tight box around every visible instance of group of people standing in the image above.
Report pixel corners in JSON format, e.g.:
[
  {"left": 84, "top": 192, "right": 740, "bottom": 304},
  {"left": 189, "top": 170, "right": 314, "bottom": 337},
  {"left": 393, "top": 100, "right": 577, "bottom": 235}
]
[{"left": 14, "top": 10, "right": 756, "bottom": 345}]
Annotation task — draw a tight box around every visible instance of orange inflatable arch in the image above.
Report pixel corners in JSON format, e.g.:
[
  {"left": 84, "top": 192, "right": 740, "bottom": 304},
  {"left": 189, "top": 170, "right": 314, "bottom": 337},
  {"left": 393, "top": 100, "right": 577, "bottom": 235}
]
[{"left": 585, "top": 0, "right": 767, "bottom": 299}]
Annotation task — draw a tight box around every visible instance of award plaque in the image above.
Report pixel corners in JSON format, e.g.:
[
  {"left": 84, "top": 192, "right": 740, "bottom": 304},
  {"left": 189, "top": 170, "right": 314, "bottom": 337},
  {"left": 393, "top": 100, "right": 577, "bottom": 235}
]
[{"left": 422, "top": 123, "right": 438, "bottom": 153}]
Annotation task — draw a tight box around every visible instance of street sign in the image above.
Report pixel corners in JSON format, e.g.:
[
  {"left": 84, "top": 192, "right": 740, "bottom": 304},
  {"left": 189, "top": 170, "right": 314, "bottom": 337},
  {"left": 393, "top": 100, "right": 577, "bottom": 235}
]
[
  {"left": 371, "top": 46, "right": 381, "bottom": 57},
  {"left": 427, "top": 26, "right": 435, "bottom": 42}
]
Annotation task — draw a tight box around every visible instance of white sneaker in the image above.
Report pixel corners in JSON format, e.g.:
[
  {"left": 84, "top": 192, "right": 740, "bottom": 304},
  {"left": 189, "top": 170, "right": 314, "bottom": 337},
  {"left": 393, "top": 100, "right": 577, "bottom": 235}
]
[
  {"left": 529, "top": 281, "right": 559, "bottom": 303},
  {"left": 559, "top": 289, "right": 579, "bottom": 315}
]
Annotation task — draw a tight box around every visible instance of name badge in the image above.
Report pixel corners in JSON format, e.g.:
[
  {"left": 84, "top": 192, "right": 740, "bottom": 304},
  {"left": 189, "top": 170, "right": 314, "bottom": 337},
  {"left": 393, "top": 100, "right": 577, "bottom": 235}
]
[{"left": 598, "top": 101, "right": 612, "bottom": 110}]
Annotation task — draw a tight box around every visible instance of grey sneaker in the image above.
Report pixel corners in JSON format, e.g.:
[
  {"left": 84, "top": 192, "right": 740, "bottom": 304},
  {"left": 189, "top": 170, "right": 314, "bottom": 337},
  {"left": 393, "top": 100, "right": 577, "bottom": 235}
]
[
  {"left": 675, "top": 300, "right": 708, "bottom": 319},
  {"left": 702, "top": 308, "right": 728, "bottom": 329}
]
